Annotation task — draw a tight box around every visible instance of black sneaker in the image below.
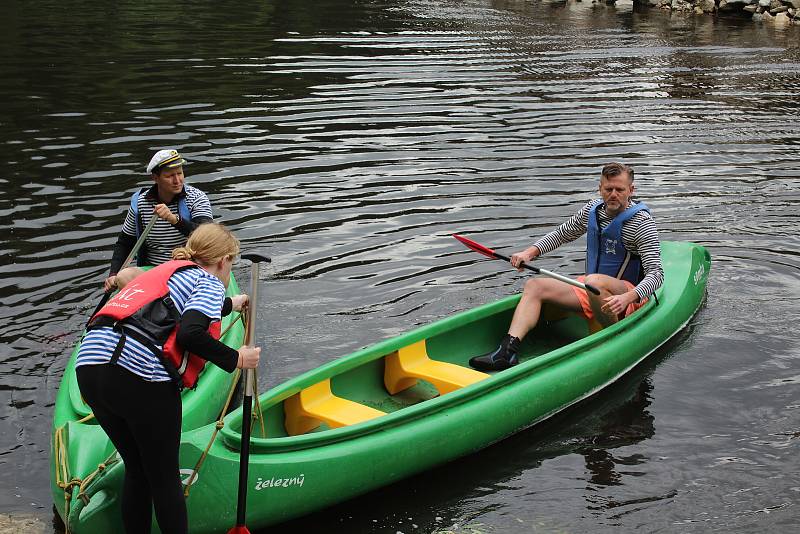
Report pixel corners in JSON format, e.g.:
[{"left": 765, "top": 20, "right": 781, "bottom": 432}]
[{"left": 469, "top": 335, "right": 521, "bottom": 371}]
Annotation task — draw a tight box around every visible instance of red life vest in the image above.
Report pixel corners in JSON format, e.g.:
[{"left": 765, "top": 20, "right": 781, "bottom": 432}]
[{"left": 89, "top": 260, "right": 222, "bottom": 389}]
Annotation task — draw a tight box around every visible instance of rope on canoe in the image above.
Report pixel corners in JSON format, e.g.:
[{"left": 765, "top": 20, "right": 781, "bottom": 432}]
[
  {"left": 219, "top": 311, "right": 243, "bottom": 339},
  {"left": 184, "top": 307, "right": 266, "bottom": 497},
  {"left": 54, "top": 413, "right": 120, "bottom": 534},
  {"left": 184, "top": 366, "right": 241, "bottom": 497},
  {"left": 241, "top": 305, "right": 266, "bottom": 438},
  {"left": 253, "top": 369, "right": 266, "bottom": 437}
]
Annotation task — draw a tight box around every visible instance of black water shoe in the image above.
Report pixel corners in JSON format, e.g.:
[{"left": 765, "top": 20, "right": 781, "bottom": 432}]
[{"left": 469, "top": 334, "right": 521, "bottom": 371}]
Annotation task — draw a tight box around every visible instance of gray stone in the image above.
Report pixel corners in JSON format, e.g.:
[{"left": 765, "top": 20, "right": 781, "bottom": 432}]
[
  {"left": 784, "top": 0, "right": 800, "bottom": 8},
  {"left": 753, "top": 11, "right": 765, "bottom": 18},
  {"left": 758, "top": 0, "right": 771, "bottom": 8},
  {"left": 700, "top": 0, "right": 717, "bottom": 10},
  {"left": 719, "top": 0, "right": 748, "bottom": 9},
  {"left": 769, "top": 0, "right": 782, "bottom": 8},
  {"left": 745, "top": 4, "right": 758, "bottom": 10},
  {"left": 770, "top": 5, "right": 789, "bottom": 12},
  {"left": 774, "top": 11, "right": 791, "bottom": 20}
]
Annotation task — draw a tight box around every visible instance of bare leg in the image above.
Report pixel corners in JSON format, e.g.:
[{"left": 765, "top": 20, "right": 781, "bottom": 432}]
[
  {"left": 470, "top": 277, "right": 583, "bottom": 371},
  {"left": 584, "top": 273, "right": 632, "bottom": 327},
  {"left": 508, "top": 277, "right": 583, "bottom": 339}
]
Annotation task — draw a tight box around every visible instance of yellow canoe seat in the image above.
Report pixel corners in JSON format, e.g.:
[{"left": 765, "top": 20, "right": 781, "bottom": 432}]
[
  {"left": 284, "top": 378, "right": 386, "bottom": 436},
  {"left": 384, "top": 339, "right": 489, "bottom": 396}
]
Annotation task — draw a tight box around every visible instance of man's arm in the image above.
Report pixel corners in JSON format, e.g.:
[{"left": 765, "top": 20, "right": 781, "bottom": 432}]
[
  {"left": 174, "top": 188, "right": 213, "bottom": 236},
  {"left": 631, "top": 215, "right": 663, "bottom": 300},
  {"left": 531, "top": 200, "right": 596, "bottom": 256},
  {"left": 509, "top": 201, "right": 595, "bottom": 270},
  {"left": 173, "top": 215, "right": 213, "bottom": 236}
]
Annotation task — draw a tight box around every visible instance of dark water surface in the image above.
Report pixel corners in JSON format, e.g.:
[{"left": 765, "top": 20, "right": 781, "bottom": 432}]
[{"left": 1, "top": 0, "right": 799, "bottom": 532}]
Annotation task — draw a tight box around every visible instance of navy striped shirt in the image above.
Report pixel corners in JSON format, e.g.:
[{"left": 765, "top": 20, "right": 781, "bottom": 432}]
[
  {"left": 533, "top": 199, "right": 663, "bottom": 300},
  {"left": 121, "top": 184, "right": 212, "bottom": 266},
  {"left": 76, "top": 267, "right": 226, "bottom": 382}
]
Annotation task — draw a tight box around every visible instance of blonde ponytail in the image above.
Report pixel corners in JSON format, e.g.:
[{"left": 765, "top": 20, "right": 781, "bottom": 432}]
[
  {"left": 172, "top": 246, "right": 196, "bottom": 261},
  {"left": 171, "top": 224, "right": 239, "bottom": 266}
]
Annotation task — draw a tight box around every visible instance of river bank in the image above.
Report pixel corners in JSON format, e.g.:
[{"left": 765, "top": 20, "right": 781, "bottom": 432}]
[
  {"left": 0, "top": 514, "right": 45, "bottom": 534},
  {"left": 633, "top": 0, "right": 800, "bottom": 23}
]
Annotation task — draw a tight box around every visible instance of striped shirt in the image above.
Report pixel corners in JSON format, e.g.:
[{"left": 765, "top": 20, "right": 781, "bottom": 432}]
[
  {"left": 533, "top": 199, "right": 663, "bottom": 300},
  {"left": 121, "top": 184, "right": 212, "bottom": 266},
  {"left": 76, "top": 267, "right": 226, "bottom": 382}
]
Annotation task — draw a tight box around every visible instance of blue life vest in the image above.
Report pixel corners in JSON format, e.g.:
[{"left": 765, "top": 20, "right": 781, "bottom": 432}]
[
  {"left": 130, "top": 187, "right": 191, "bottom": 238},
  {"left": 586, "top": 201, "right": 649, "bottom": 284}
]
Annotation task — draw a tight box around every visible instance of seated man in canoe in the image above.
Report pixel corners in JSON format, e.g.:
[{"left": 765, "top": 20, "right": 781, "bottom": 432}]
[
  {"left": 104, "top": 149, "right": 213, "bottom": 291},
  {"left": 469, "top": 162, "right": 664, "bottom": 371}
]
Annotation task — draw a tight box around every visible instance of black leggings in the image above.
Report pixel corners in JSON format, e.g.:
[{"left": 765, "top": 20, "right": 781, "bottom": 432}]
[{"left": 77, "top": 364, "right": 187, "bottom": 534}]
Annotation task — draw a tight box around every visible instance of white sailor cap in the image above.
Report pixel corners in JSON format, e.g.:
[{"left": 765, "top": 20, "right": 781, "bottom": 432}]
[{"left": 146, "top": 149, "right": 187, "bottom": 174}]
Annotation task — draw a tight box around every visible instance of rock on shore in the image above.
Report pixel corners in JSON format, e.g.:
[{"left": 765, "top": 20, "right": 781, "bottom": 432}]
[{"left": 638, "top": 0, "right": 800, "bottom": 22}]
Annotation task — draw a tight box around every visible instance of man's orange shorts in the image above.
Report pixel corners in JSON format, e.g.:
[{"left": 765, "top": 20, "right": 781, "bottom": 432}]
[{"left": 571, "top": 276, "right": 648, "bottom": 321}]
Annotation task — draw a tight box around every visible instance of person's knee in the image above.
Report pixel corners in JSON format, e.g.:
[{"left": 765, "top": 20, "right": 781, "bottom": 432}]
[
  {"left": 523, "top": 277, "right": 567, "bottom": 304},
  {"left": 584, "top": 273, "right": 608, "bottom": 291},
  {"left": 522, "top": 277, "right": 547, "bottom": 299},
  {"left": 115, "top": 267, "right": 143, "bottom": 289},
  {"left": 585, "top": 274, "right": 626, "bottom": 299}
]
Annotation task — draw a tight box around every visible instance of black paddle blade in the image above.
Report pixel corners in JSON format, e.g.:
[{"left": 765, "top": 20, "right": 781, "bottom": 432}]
[
  {"left": 452, "top": 233, "right": 498, "bottom": 259},
  {"left": 241, "top": 253, "right": 271, "bottom": 264}
]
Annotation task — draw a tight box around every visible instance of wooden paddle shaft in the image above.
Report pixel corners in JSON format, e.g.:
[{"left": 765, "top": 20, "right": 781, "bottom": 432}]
[
  {"left": 232, "top": 252, "right": 270, "bottom": 531},
  {"left": 243, "top": 260, "right": 261, "bottom": 396},
  {"left": 121, "top": 213, "right": 159, "bottom": 270}
]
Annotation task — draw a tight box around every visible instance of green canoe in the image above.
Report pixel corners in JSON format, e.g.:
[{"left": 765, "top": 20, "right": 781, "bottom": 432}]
[
  {"left": 59, "top": 241, "right": 709, "bottom": 533},
  {"left": 50, "top": 275, "right": 246, "bottom": 532}
]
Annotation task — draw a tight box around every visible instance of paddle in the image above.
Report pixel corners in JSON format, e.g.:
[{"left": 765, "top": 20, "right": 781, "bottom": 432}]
[
  {"left": 87, "top": 213, "right": 159, "bottom": 323},
  {"left": 228, "top": 252, "right": 271, "bottom": 534},
  {"left": 453, "top": 233, "right": 600, "bottom": 295}
]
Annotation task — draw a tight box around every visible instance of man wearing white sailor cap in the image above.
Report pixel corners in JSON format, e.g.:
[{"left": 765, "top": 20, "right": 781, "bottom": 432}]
[{"left": 104, "top": 149, "right": 214, "bottom": 291}]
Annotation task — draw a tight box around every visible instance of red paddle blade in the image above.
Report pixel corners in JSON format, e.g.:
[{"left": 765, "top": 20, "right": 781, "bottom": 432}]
[
  {"left": 227, "top": 526, "right": 251, "bottom": 534},
  {"left": 452, "top": 233, "right": 497, "bottom": 259}
]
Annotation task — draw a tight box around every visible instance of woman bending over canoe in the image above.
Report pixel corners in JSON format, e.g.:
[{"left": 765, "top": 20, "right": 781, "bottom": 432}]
[
  {"left": 469, "top": 162, "right": 664, "bottom": 371},
  {"left": 104, "top": 149, "right": 214, "bottom": 292},
  {"left": 77, "top": 223, "right": 261, "bottom": 534}
]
